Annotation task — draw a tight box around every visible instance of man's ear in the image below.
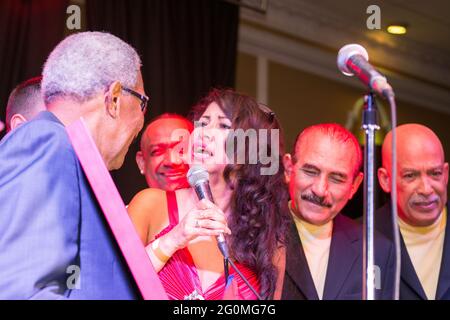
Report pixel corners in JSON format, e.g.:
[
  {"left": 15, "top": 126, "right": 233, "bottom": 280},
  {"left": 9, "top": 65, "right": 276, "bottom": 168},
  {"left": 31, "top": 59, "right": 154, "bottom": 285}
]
[
  {"left": 105, "top": 81, "right": 122, "bottom": 118},
  {"left": 443, "top": 162, "right": 449, "bottom": 186},
  {"left": 349, "top": 172, "right": 364, "bottom": 199},
  {"left": 136, "top": 150, "right": 145, "bottom": 174},
  {"left": 283, "top": 153, "right": 294, "bottom": 184},
  {"left": 10, "top": 113, "right": 28, "bottom": 131},
  {"left": 377, "top": 167, "right": 391, "bottom": 193}
]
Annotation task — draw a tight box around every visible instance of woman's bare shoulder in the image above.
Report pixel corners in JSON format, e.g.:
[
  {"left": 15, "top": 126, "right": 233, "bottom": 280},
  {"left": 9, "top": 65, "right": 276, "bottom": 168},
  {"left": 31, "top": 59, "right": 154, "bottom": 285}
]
[
  {"left": 128, "top": 188, "right": 168, "bottom": 244},
  {"left": 129, "top": 188, "right": 168, "bottom": 214},
  {"left": 132, "top": 187, "right": 166, "bottom": 200}
]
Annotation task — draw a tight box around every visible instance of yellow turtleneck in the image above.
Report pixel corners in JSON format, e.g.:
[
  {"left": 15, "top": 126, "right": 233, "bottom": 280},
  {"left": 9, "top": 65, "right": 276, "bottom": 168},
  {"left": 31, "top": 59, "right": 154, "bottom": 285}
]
[
  {"left": 289, "top": 201, "right": 333, "bottom": 299},
  {"left": 398, "top": 207, "right": 447, "bottom": 300}
]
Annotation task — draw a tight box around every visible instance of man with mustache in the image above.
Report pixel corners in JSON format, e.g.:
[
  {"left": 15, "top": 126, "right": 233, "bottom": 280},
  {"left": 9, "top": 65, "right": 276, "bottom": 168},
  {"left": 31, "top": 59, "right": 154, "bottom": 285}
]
[
  {"left": 136, "top": 113, "right": 193, "bottom": 191},
  {"left": 280, "top": 123, "right": 394, "bottom": 300},
  {"left": 376, "top": 124, "right": 450, "bottom": 300}
]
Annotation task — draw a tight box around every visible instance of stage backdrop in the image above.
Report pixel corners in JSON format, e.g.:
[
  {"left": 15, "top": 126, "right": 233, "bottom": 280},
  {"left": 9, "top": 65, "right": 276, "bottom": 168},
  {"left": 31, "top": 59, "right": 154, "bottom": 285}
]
[
  {"left": 0, "top": 0, "right": 239, "bottom": 203},
  {"left": 0, "top": 0, "right": 68, "bottom": 138}
]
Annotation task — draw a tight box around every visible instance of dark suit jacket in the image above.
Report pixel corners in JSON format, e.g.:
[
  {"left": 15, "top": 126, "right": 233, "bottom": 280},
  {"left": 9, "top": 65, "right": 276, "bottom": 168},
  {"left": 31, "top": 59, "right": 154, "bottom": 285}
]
[
  {"left": 282, "top": 214, "right": 394, "bottom": 300},
  {"left": 376, "top": 202, "right": 450, "bottom": 300},
  {"left": 0, "top": 111, "right": 139, "bottom": 299}
]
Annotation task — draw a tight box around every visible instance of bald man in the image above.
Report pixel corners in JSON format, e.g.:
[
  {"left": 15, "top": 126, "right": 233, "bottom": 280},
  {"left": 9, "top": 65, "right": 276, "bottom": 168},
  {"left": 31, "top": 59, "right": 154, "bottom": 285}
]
[
  {"left": 376, "top": 123, "right": 450, "bottom": 300},
  {"left": 136, "top": 114, "right": 193, "bottom": 191}
]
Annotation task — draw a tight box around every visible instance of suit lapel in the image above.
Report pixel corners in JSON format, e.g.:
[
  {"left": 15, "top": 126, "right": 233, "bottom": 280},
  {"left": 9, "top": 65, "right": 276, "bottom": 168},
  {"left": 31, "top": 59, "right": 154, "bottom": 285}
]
[
  {"left": 322, "top": 215, "right": 359, "bottom": 300},
  {"left": 436, "top": 203, "right": 450, "bottom": 300},
  {"left": 399, "top": 234, "right": 428, "bottom": 299},
  {"left": 285, "top": 221, "right": 319, "bottom": 300},
  {"left": 377, "top": 204, "right": 427, "bottom": 299}
]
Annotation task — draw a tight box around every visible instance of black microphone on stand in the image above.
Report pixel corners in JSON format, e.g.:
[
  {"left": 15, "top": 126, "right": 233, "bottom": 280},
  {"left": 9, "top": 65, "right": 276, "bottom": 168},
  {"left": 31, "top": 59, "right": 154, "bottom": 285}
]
[
  {"left": 187, "top": 164, "right": 230, "bottom": 259},
  {"left": 187, "top": 164, "right": 262, "bottom": 300},
  {"left": 337, "top": 44, "right": 394, "bottom": 98}
]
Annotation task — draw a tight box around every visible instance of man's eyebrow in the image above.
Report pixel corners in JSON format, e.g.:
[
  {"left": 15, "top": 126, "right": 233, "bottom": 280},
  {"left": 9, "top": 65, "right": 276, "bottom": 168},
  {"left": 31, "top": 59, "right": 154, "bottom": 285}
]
[
  {"left": 301, "top": 163, "right": 319, "bottom": 171},
  {"left": 148, "top": 140, "right": 182, "bottom": 149},
  {"left": 146, "top": 143, "right": 163, "bottom": 150},
  {"left": 428, "top": 166, "right": 444, "bottom": 171},
  {"left": 400, "top": 168, "right": 419, "bottom": 173}
]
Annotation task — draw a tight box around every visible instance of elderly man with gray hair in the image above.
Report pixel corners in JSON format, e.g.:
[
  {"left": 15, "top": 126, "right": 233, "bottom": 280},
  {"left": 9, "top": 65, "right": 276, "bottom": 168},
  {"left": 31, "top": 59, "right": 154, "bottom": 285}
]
[{"left": 0, "top": 32, "right": 148, "bottom": 299}]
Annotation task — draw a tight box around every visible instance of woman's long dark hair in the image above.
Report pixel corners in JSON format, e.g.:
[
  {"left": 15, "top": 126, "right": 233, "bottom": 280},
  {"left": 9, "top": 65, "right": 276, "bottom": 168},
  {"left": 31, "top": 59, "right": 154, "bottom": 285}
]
[{"left": 190, "top": 88, "right": 290, "bottom": 299}]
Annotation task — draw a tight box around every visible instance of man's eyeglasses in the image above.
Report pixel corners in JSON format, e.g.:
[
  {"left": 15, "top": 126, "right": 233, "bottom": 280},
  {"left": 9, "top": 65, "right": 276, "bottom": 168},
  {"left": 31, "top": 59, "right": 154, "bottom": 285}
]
[{"left": 123, "top": 87, "right": 149, "bottom": 112}]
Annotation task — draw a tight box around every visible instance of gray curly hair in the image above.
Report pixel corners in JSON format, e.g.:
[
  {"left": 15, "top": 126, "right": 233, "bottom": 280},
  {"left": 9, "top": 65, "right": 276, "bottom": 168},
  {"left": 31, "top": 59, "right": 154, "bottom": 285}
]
[{"left": 42, "top": 31, "right": 141, "bottom": 105}]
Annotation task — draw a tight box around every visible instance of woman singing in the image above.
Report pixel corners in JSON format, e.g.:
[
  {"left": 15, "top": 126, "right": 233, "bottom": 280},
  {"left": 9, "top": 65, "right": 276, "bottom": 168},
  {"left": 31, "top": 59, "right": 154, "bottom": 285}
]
[{"left": 128, "top": 88, "right": 289, "bottom": 300}]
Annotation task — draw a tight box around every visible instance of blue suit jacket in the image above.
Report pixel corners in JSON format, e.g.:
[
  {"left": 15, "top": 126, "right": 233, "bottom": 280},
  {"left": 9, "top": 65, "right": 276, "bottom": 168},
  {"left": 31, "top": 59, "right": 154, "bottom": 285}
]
[{"left": 0, "top": 111, "right": 139, "bottom": 299}]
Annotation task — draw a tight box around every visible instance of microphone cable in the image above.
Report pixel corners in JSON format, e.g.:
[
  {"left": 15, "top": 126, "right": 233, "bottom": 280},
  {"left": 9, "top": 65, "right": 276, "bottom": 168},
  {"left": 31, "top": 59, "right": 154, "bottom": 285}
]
[{"left": 387, "top": 93, "right": 401, "bottom": 300}]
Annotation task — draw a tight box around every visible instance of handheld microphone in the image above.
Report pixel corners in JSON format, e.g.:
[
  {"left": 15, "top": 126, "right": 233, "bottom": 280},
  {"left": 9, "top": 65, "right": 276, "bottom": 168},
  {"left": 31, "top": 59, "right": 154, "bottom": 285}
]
[
  {"left": 187, "top": 165, "right": 230, "bottom": 259},
  {"left": 337, "top": 44, "right": 394, "bottom": 98}
]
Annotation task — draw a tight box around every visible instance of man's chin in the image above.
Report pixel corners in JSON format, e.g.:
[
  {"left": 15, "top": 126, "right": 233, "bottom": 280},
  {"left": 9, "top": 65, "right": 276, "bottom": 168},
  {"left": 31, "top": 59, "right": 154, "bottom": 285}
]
[
  {"left": 107, "top": 157, "right": 125, "bottom": 171},
  {"left": 298, "top": 210, "right": 333, "bottom": 226},
  {"left": 307, "top": 217, "right": 332, "bottom": 226},
  {"left": 407, "top": 210, "right": 442, "bottom": 227}
]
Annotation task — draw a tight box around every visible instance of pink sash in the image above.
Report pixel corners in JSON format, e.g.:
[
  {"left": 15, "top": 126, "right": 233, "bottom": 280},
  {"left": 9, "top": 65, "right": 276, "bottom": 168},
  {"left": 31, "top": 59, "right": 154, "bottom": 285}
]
[{"left": 66, "top": 118, "right": 167, "bottom": 300}]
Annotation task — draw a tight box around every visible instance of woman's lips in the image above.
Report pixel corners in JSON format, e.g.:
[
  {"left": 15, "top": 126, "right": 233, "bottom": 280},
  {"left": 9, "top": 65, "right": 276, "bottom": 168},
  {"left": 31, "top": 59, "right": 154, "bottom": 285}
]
[{"left": 192, "top": 143, "right": 214, "bottom": 159}]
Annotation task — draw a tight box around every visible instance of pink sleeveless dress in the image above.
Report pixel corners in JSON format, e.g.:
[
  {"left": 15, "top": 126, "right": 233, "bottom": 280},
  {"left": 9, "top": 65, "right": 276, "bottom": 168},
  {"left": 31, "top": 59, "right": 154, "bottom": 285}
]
[{"left": 154, "top": 191, "right": 260, "bottom": 300}]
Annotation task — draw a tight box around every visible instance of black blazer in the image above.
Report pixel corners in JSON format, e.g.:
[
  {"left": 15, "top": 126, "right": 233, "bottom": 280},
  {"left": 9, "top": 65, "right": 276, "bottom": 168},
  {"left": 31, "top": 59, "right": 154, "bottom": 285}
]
[
  {"left": 375, "top": 202, "right": 450, "bottom": 300},
  {"left": 282, "top": 214, "right": 395, "bottom": 300}
]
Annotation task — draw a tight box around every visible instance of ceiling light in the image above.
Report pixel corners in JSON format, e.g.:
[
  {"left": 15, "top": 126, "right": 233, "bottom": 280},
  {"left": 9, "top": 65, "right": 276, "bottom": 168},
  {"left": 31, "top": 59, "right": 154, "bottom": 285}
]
[{"left": 387, "top": 24, "right": 407, "bottom": 35}]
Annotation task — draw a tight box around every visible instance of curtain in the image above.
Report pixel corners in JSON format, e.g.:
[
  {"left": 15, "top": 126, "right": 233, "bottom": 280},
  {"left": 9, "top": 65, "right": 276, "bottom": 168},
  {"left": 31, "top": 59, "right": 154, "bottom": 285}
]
[{"left": 0, "top": 0, "right": 68, "bottom": 139}]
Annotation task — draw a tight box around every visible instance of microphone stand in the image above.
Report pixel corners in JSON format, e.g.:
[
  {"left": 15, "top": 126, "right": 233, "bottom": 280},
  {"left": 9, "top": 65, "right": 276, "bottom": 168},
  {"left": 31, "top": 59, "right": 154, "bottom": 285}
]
[
  {"left": 218, "top": 240, "right": 262, "bottom": 300},
  {"left": 224, "top": 258, "right": 229, "bottom": 282},
  {"left": 192, "top": 181, "right": 262, "bottom": 299},
  {"left": 226, "top": 258, "right": 262, "bottom": 300},
  {"left": 361, "top": 92, "right": 379, "bottom": 300}
]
